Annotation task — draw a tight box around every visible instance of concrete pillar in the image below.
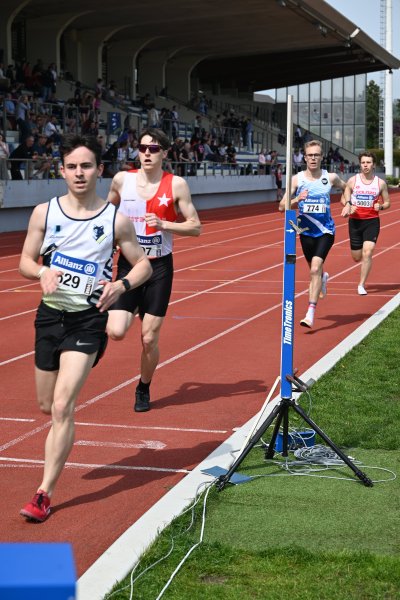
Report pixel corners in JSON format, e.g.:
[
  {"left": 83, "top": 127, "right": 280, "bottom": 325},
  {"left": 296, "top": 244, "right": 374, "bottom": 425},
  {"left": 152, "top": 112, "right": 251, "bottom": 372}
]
[
  {"left": 25, "top": 12, "right": 90, "bottom": 74},
  {"left": 1, "top": 0, "right": 30, "bottom": 66},
  {"left": 138, "top": 50, "right": 169, "bottom": 98},
  {"left": 166, "top": 54, "right": 207, "bottom": 102},
  {"left": 108, "top": 36, "right": 159, "bottom": 100}
]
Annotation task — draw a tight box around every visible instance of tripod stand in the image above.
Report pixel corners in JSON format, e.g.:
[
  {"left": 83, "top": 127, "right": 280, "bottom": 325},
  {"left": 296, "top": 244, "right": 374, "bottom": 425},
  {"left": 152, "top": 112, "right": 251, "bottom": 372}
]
[{"left": 216, "top": 373, "right": 373, "bottom": 490}]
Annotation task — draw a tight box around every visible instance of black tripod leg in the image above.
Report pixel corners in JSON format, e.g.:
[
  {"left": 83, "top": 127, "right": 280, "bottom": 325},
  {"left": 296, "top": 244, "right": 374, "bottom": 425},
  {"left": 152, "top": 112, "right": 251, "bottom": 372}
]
[
  {"left": 291, "top": 402, "right": 373, "bottom": 487},
  {"left": 217, "top": 401, "right": 284, "bottom": 490},
  {"left": 264, "top": 402, "right": 286, "bottom": 459}
]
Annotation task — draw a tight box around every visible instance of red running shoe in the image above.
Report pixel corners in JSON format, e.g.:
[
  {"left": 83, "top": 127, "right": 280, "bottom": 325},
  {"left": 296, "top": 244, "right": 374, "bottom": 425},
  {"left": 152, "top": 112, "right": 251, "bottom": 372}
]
[{"left": 20, "top": 490, "right": 51, "bottom": 522}]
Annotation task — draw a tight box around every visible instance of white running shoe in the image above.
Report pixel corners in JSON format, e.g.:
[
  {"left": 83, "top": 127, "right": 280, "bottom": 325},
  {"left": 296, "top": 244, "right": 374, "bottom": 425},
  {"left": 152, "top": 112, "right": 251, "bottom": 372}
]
[
  {"left": 300, "top": 313, "right": 313, "bottom": 328},
  {"left": 319, "top": 272, "right": 329, "bottom": 299},
  {"left": 358, "top": 285, "right": 367, "bottom": 295}
]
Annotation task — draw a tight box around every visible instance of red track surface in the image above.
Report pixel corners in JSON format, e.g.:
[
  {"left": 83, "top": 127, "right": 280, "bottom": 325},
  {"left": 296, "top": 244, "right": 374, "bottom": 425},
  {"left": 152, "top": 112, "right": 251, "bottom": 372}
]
[{"left": 0, "top": 193, "right": 399, "bottom": 577}]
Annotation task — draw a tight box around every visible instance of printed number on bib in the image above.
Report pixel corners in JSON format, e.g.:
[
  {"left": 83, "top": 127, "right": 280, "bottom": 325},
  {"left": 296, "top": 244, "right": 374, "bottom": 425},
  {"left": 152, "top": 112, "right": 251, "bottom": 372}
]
[
  {"left": 302, "top": 203, "right": 326, "bottom": 214},
  {"left": 51, "top": 251, "right": 98, "bottom": 295},
  {"left": 137, "top": 234, "right": 162, "bottom": 258},
  {"left": 353, "top": 194, "right": 374, "bottom": 208}
]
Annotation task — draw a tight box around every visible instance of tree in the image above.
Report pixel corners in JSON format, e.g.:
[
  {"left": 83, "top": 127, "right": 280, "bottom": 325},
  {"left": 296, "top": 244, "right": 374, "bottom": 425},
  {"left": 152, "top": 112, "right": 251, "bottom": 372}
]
[{"left": 366, "top": 80, "right": 381, "bottom": 149}]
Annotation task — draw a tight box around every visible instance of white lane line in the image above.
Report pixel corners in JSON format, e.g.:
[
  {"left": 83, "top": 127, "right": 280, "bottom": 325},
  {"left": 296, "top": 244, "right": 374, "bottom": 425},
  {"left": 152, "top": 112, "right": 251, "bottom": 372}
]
[
  {"left": 75, "top": 440, "right": 166, "bottom": 450},
  {"left": 0, "top": 456, "right": 189, "bottom": 474},
  {"left": 0, "top": 417, "right": 35, "bottom": 422},
  {"left": 75, "top": 422, "right": 227, "bottom": 434}
]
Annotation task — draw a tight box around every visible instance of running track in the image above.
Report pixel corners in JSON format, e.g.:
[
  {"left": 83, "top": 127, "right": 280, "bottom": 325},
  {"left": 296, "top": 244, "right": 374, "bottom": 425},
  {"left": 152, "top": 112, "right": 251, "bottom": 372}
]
[{"left": 0, "top": 192, "right": 399, "bottom": 578}]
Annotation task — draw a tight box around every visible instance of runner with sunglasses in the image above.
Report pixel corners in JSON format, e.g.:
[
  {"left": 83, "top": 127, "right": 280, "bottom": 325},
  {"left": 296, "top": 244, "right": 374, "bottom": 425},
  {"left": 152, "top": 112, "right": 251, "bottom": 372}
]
[
  {"left": 279, "top": 140, "right": 346, "bottom": 329},
  {"left": 107, "top": 128, "right": 201, "bottom": 412}
]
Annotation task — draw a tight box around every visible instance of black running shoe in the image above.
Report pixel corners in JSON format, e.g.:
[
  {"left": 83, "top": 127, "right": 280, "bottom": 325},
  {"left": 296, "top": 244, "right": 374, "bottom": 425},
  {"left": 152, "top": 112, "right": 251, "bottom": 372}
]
[{"left": 134, "top": 388, "right": 151, "bottom": 412}]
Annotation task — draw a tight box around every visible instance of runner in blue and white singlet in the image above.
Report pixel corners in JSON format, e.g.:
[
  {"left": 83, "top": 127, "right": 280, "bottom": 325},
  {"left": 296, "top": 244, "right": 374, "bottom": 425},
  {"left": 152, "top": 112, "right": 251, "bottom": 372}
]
[
  {"left": 296, "top": 169, "right": 334, "bottom": 237},
  {"left": 279, "top": 140, "right": 346, "bottom": 329}
]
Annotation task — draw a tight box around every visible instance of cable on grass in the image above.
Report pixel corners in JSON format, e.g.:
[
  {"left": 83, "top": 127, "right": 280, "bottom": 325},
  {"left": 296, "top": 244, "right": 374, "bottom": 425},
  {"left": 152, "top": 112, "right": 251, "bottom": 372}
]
[{"left": 104, "top": 478, "right": 215, "bottom": 600}]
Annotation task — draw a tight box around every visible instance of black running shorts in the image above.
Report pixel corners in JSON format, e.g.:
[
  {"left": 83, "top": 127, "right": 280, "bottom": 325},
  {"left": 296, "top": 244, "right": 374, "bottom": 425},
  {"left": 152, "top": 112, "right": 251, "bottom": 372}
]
[
  {"left": 34, "top": 302, "right": 108, "bottom": 371},
  {"left": 349, "top": 217, "right": 380, "bottom": 251},
  {"left": 110, "top": 253, "right": 173, "bottom": 318},
  {"left": 300, "top": 233, "right": 334, "bottom": 264}
]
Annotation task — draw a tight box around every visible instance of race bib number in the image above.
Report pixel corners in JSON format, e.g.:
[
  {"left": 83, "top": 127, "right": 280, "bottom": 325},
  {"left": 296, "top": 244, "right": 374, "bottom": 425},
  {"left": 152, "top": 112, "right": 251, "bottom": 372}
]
[
  {"left": 302, "top": 202, "right": 326, "bottom": 214},
  {"left": 138, "top": 234, "right": 162, "bottom": 258},
  {"left": 51, "top": 251, "right": 98, "bottom": 295},
  {"left": 353, "top": 194, "right": 374, "bottom": 208}
]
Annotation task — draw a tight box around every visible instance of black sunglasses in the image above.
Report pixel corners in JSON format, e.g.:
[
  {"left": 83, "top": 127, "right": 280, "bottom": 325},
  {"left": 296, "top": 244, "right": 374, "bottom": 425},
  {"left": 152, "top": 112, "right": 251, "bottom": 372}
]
[{"left": 138, "top": 144, "right": 161, "bottom": 154}]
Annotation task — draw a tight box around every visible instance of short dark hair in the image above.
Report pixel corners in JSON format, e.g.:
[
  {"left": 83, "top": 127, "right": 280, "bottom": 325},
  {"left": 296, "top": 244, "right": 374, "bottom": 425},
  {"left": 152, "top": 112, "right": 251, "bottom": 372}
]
[
  {"left": 59, "top": 134, "right": 103, "bottom": 166},
  {"left": 138, "top": 128, "right": 170, "bottom": 150},
  {"left": 358, "top": 151, "right": 376, "bottom": 164}
]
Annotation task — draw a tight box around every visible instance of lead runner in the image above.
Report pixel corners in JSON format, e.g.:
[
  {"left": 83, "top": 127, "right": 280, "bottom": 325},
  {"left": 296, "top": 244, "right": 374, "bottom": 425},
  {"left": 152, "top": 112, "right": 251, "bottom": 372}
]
[
  {"left": 107, "top": 128, "right": 201, "bottom": 412},
  {"left": 279, "top": 139, "right": 346, "bottom": 329}
]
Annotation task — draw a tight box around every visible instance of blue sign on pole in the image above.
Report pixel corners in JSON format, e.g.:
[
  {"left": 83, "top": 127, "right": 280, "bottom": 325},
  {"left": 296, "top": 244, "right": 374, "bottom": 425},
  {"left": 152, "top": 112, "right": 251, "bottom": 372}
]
[
  {"left": 107, "top": 111, "right": 121, "bottom": 134},
  {"left": 280, "top": 209, "right": 297, "bottom": 399}
]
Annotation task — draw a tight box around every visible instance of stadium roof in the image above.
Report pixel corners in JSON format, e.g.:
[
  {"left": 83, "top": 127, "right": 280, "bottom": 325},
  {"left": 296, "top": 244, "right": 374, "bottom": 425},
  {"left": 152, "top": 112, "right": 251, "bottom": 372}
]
[{"left": 13, "top": 0, "right": 400, "bottom": 93}]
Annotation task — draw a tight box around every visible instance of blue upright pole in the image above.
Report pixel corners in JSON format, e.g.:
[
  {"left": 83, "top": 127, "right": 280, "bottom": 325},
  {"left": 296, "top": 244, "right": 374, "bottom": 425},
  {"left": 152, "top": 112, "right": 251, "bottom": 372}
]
[
  {"left": 280, "top": 94, "right": 296, "bottom": 399},
  {"left": 280, "top": 209, "right": 297, "bottom": 398}
]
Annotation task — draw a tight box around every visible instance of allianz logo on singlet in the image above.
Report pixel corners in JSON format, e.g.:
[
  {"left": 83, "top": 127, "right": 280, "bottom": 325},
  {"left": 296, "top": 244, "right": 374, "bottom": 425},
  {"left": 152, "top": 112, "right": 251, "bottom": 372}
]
[{"left": 52, "top": 251, "right": 98, "bottom": 275}]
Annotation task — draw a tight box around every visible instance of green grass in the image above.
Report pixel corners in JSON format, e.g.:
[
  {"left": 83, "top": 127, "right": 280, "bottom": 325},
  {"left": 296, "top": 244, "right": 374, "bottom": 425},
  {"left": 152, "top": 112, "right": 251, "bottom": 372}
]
[{"left": 104, "top": 307, "right": 400, "bottom": 600}]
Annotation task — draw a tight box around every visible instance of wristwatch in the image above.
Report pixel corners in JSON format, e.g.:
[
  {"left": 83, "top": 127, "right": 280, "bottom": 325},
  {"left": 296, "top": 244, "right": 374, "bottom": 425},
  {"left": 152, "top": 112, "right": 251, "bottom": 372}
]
[{"left": 121, "top": 278, "right": 131, "bottom": 291}]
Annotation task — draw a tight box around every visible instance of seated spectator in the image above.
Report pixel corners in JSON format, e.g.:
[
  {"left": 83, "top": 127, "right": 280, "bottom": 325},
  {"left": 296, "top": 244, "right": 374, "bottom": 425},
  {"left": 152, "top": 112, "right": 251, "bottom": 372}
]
[
  {"left": 43, "top": 115, "right": 61, "bottom": 143},
  {"left": 179, "top": 141, "right": 196, "bottom": 176},
  {"left": 3, "top": 93, "right": 16, "bottom": 129},
  {"left": 127, "top": 139, "right": 140, "bottom": 168},
  {"left": 226, "top": 142, "right": 237, "bottom": 167},
  {"left": 9, "top": 135, "right": 35, "bottom": 180},
  {"left": 81, "top": 118, "right": 98, "bottom": 137},
  {"left": 31, "top": 134, "right": 52, "bottom": 179},
  {"left": 102, "top": 141, "right": 118, "bottom": 177},
  {"left": 0, "top": 132, "right": 10, "bottom": 180}
]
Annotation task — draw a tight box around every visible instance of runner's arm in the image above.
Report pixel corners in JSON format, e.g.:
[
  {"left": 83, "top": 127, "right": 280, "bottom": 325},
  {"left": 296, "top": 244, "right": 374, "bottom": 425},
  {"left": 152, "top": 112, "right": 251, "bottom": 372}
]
[
  {"left": 19, "top": 203, "right": 62, "bottom": 294},
  {"left": 279, "top": 174, "right": 300, "bottom": 211},
  {"left": 376, "top": 180, "right": 390, "bottom": 211},
  {"left": 106, "top": 171, "right": 124, "bottom": 206},
  {"left": 96, "top": 213, "right": 152, "bottom": 312}
]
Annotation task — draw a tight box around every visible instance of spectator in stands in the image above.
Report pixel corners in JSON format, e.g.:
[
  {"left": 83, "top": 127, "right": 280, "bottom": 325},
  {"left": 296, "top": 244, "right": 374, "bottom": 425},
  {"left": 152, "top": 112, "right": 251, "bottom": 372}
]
[
  {"left": 65, "top": 99, "right": 77, "bottom": 133},
  {"left": 41, "top": 64, "right": 54, "bottom": 102},
  {"left": 117, "top": 140, "right": 129, "bottom": 169},
  {"left": 193, "top": 137, "right": 205, "bottom": 165},
  {"left": 127, "top": 139, "right": 140, "bottom": 168},
  {"left": 169, "top": 137, "right": 183, "bottom": 172},
  {"left": 226, "top": 142, "right": 237, "bottom": 168},
  {"left": 275, "top": 163, "right": 283, "bottom": 202},
  {"left": 171, "top": 106, "right": 179, "bottom": 140},
  {"left": 147, "top": 103, "right": 159, "bottom": 128},
  {"left": 16, "top": 94, "right": 31, "bottom": 142},
  {"left": 43, "top": 115, "right": 61, "bottom": 143},
  {"left": 91, "top": 92, "right": 101, "bottom": 119},
  {"left": 179, "top": 141, "right": 195, "bottom": 176},
  {"left": 95, "top": 78, "right": 104, "bottom": 96},
  {"left": 82, "top": 119, "right": 99, "bottom": 138},
  {"left": 294, "top": 125, "right": 302, "bottom": 147},
  {"left": 32, "top": 134, "right": 53, "bottom": 179},
  {"left": 193, "top": 115, "right": 202, "bottom": 138},
  {"left": 258, "top": 148, "right": 267, "bottom": 174},
  {"left": 74, "top": 81, "right": 82, "bottom": 108},
  {"left": 9, "top": 135, "right": 35, "bottom": 180},
  {"left": 0, "top": 132, "right": 10, "bottom": 180},
  {"left": 245, "top": 118, "right": 253, "bottom": 152},
  {"left": 4, "top": 93, "right": 16, "bottom": 129},
  {"left": 102, "top": 141, "right": 118, "bottom": 177},
  {"left": 293, "top": 148, "right": 303, "bottom": 173}
]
